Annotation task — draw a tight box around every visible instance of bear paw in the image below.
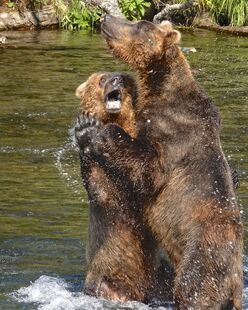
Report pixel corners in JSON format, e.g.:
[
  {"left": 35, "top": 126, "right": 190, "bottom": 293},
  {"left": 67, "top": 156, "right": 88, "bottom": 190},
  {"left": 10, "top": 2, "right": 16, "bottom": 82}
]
[{"left": 74, "top": 112, "right": 103, "bottom": 154}]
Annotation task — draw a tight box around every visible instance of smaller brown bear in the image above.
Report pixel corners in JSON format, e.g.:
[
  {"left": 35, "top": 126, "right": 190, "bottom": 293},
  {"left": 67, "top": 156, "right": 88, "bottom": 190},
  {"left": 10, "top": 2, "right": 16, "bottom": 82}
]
[
  {"left": 75, "top": 72, "right": 173, "bottom": 304},
  {"left": 76, "top": 72, "right": 137, "bottom": 138}
]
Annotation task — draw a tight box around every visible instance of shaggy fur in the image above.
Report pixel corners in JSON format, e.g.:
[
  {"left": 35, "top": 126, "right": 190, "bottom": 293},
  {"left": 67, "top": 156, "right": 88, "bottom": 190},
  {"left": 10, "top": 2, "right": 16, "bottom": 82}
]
[
  {"left": 76, "top": 16, "right": 243, "bottom": 309},
  {"left": 75, "top": 72, "right": 173, "bottom": 303}
]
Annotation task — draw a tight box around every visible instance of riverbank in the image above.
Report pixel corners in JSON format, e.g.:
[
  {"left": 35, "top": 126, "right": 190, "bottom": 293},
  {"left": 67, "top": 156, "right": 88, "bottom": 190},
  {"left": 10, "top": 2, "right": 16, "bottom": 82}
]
[
  {"left": 0, "top": 5, "right": 248, "bottom": 36},
  {"left": 195, "top": 16, "right": 248, "bottom": 37}
]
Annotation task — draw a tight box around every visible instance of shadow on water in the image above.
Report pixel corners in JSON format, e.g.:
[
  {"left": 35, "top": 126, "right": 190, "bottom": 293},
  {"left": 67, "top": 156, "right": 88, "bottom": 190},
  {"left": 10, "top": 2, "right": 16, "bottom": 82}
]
[{"left": 0, "top": 29, "right": 247, "bottom": 309}]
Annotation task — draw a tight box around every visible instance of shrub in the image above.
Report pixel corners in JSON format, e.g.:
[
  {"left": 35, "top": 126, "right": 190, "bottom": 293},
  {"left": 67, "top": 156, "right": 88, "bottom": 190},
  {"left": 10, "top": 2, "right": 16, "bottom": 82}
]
[
  {"left": 119, "top": 0, "right": 151, "bottom": 20},
  {"left": 59, "top": 1, "right": 101, "bottom": 30}
]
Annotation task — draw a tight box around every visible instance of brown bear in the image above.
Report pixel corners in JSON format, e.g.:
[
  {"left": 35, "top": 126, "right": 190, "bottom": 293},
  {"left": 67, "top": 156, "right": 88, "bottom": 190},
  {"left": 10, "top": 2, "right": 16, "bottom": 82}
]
[
  {"left": 75, "top": 72, "right": 173, "bottom": 304},
  {"left": 75, "top": 16, "right": 243, "bottom": 309}
]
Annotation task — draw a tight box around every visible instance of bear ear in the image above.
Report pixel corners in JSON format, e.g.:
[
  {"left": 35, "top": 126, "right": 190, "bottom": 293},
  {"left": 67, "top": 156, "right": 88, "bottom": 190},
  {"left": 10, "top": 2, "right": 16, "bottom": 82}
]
[
  {"left": 159, "top": 20, "right": 174, "bottom": 32},
  {"left": 166, "top": 29, "right": 181, "bottom": 44},
  {"left": 159, "top": 21, "right": 181, "bottom": 44},
  {"left": 75, "top": 82, "right": 87, "bottom": 99}
]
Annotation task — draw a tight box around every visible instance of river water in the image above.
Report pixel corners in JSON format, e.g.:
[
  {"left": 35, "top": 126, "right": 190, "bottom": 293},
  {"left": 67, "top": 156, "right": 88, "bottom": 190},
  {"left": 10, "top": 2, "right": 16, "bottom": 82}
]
[{"left": 0, "top": 29, "right": 247, "bottom": 310}]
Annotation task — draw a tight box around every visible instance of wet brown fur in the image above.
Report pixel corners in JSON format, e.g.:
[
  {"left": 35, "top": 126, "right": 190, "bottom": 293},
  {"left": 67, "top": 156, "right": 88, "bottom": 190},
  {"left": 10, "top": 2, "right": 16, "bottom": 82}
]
[
  {"left": 75, "top": 72, "right": 173, "bottom": 303},
  {"left": 76, "top": 72, "right": 136, "bottom": 137},
  {"left": 95, "top": 17, "right": 244, "bottom": 309}
]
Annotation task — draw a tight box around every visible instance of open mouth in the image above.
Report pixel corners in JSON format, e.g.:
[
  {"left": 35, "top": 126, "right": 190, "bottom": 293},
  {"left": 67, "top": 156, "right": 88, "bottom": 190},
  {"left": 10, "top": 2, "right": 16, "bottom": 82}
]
[{"left": 104, "top": 89, "right": 122, "bottom": 114}]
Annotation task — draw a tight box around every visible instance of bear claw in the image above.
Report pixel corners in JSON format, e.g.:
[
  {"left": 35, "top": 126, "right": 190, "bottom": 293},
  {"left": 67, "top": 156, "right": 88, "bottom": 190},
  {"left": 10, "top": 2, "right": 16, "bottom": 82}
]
[
  {"left": 74, "top": 113, "right": 103, "bottom": 151},
  {"left": 76, "top": 112, "right": 102, "bottom": 129}
]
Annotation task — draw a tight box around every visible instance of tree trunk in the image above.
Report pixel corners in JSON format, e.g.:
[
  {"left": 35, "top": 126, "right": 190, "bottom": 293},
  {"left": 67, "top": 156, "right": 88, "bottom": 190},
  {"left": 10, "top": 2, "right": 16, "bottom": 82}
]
[
  {"left": 153, "top": 0, "right": 196, "bottom": 23},
  {"left": 85, "top": 0, "right": 124, "bottom": 17}
]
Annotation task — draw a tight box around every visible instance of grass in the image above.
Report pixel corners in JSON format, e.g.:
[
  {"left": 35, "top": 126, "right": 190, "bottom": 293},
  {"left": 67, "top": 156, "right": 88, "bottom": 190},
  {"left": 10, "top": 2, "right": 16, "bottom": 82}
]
[
  {"left": 163, "top": 0, "right": 248, "bottom": 26},
  {"left": 199, "top": 0, "right": 248, "bottom": 26}
]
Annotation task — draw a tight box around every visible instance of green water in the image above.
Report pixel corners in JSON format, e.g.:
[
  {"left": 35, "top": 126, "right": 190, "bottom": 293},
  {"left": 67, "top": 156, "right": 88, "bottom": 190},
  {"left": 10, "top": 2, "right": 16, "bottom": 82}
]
[{"left": 0, "top": 29, "right": 247, "bottom": 309}]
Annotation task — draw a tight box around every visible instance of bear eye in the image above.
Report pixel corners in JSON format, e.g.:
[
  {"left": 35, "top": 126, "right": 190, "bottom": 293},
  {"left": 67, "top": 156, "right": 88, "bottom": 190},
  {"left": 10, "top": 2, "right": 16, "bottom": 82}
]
[
  {"left": 136, "top": 21, "right": 145, "bottom": 30},
  {"left": 99, "top": 75, "right": 107, "bottom": 87},
  {"left": 148, "top": 38, "right": 153, "bottom": 45}
]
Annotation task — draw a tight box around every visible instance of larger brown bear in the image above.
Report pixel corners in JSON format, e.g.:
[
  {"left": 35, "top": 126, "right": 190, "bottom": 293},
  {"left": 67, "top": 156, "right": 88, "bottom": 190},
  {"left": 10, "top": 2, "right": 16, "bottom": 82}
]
[
  {"left": 75, "top": 72, "right": 173, "bottom": 304},
  {"left": 76, "top": 16, "right": 243, "bottom": 309}
]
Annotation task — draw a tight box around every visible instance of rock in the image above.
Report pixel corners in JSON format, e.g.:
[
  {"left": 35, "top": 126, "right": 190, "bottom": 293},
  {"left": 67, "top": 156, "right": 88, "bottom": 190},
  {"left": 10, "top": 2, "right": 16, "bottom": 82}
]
[
  {"left": 181, "top": 47, "right": 197, "bottom": 53},
  {"left": 0, "top": 5, "right": 58, "bottom": 30}
]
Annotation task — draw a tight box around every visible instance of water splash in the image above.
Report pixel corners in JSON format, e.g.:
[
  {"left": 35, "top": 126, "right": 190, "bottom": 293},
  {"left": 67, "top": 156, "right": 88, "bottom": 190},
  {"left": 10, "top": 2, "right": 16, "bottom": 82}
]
[
  {"left": 0, "top": 146, "right": 57, "bottom": 154},
  {"left": 10, "top": 275, "right": 171, "bottom": 310},
  {"left": 54, "top": 128, "right": 84, "bottom": 198}
]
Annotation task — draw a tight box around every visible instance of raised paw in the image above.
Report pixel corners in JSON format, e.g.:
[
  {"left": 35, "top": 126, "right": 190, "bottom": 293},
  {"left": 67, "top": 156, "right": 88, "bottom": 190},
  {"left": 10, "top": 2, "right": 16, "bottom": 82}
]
[{"left": 74, "top": 112, "right": 103, "bottom": 151}]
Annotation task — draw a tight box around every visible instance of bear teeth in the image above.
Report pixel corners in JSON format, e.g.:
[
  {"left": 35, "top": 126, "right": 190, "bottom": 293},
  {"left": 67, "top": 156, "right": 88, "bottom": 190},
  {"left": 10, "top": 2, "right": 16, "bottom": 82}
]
[{"left": 106, "top": 100, "right": 121, "bottom": 112}]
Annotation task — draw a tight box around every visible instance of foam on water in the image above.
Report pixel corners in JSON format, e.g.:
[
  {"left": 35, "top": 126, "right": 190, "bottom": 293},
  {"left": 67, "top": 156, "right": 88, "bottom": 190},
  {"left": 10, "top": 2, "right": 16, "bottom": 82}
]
[
  {"left": 10, "top": 274, "right": 248, "bottom": 310},
  {"left": 10, "top": 275, "right": 172, "bottom": 310},
  {"left": 9, "top": 255, "right": 248, "bottom": 309}
]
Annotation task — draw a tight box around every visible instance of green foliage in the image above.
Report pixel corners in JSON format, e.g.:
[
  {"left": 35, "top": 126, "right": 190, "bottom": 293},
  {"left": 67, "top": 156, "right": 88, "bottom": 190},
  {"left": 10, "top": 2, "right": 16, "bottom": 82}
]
[
  {"left": 6, "top": 0, "right": 151, "bottom": 30},
  {"left": 119, "top": 0, "right": 151, "bottom": 20},
  {"left": 54, "top": 0, "right": 151, "bottom": 30},
  {"left": 59, "top": 1, "right": 101, "bottom": 30},
  {"left": 199, "top": 0, "right": 248, "bottom": 26},
  {"left": 6, "top": 0, "right": 15, "bottom": 8}
]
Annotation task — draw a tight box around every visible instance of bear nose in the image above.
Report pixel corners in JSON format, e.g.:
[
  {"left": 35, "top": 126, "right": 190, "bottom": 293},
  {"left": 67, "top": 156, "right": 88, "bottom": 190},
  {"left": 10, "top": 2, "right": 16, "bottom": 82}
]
[{"left": 112, "top": 76, "right": 123, "bottom": 86}]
